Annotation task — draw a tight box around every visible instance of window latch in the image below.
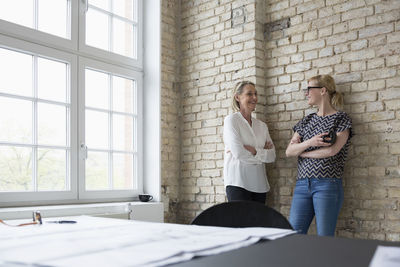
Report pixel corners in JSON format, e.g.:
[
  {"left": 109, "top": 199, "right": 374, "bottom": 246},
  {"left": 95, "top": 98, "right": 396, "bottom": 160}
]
[{"left": 80, "top": 143, "right": 88, "bottom": 160}]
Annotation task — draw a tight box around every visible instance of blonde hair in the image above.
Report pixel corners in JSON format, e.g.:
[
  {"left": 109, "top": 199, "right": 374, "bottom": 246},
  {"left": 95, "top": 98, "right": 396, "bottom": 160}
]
[
  {"left": 308, "top": 75, "right": 344, "bottom": 108},
  {"left": 231, "top": 81, "right": 255, "bottom": 111}
]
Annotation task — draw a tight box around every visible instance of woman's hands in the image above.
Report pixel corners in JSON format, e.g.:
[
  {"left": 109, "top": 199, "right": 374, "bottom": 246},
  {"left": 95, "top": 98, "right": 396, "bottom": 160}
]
[
  {"left": 306, "top": 132, "right": 331, "bottom": 147},
  {"left": 243, "top": 145, "right": 256, "bottom": 155},
  {"left": 243, "top": 140, "right": 274, "bottom": 156},
  {"left": 264, "top": 141, "right": 274, "bottom": 149}
]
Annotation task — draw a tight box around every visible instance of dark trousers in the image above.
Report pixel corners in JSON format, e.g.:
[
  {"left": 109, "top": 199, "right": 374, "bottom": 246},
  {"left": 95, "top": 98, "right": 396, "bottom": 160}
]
[{"left": 226, "top": 185, "right": 266, "bottom": 204}]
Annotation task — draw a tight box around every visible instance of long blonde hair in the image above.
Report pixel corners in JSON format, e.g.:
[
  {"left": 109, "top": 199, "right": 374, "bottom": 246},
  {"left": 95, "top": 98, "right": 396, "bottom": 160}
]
[
  {"left": 231, "top": 81, "right": 255, "bottom": 111},
  {"left": 308, "top": 75, "right": 343, "bottom": 108}
]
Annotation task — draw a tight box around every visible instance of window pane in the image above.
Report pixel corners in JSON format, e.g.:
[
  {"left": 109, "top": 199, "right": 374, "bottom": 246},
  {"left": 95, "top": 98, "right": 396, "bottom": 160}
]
[
  {"left": 89, "top": 0, "right": 110, "bottom": 11},
  {"left": 38, "top": 103, "right": 67, "bottom": 146},
  {"left": 113, "top": 114, "right": 133, "bottom": 151},
  {"left": 37, "top": 148, "right": 67, "bottom": 191},
  {"left": 0, "top": 48, "right": 33, "bottom": 97},
  {"left": 113, "top": 153, "right": 133, "bottom": 189},
  {"left": 38, "top": 0, "right": 68, "bottom": 38},
  {"left": 0, "top": 0, "right": 34, "bottom": 28},
  {"left": 85, "top": 69, "right": 108, "bottom": 109},
  {"left": 86, "top": 110, "right": 108, "bottom": 150},
  {"left": 0, "top": 97, "right": 32, "bottom": 144},
  {"left": 86, "top": 8, "right": 109, "bottom": 51},
  {"left": 112, "top": 18, "right": 134, "bottom": 58},
  {"left": 0, "top": 146, "right": 33, "bottom": 192},
  {"left": 113, "top": 0, "right": 134, "bottom": 21},
  {"left": 112, "top": 76, "right": 134, "bottom": 113},
  {"left": 86, "top": 151, "right": 108, "bottom": 190},
  {"left": 38, "top": 57, "right": 67, "bottom": 102}
]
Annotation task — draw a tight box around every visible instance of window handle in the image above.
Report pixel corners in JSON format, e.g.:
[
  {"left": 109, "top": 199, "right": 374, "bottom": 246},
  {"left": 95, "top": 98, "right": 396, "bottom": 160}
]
[
  {"left": 81, "top": 0, "right": 88, "bottom": 13},
  {"left": 80, "top": 143, "right": 88, "bottom": 160}
]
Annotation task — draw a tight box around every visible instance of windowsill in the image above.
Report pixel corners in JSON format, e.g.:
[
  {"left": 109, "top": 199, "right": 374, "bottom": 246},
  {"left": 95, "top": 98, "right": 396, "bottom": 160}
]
[{"left": 0, "top": 201, "right": 164, "bottom": 222}]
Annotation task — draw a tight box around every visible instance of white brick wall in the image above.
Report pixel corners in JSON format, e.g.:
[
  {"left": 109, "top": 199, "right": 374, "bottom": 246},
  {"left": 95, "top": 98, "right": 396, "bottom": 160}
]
[
  {"left": 265, "top": 0, "right": 400, "bottom": 241},
  {"left": 160, "top": 0, "right": 400, "bottom": 240}
]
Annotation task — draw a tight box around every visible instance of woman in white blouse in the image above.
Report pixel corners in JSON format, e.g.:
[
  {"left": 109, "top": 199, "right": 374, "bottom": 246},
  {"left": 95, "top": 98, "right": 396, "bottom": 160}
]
[{"left": 223, "top": 81, "right": 276, "bottom": 203}]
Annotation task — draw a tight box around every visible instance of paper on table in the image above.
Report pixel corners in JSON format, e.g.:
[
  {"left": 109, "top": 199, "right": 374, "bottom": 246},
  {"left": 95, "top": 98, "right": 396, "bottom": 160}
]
[
  {"left": 369, "top": 245, "right": 400, "bottom": 267},
  {"left": 0, "top": 216, "right": 296, "bottom": 267}
]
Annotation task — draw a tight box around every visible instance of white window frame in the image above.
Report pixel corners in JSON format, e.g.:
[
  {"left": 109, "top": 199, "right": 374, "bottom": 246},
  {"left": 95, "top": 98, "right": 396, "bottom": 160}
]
[
  {"left": 78, "top": 57, "right": 143, "bottom": 200},
  {"left": 0, "top": 0, "right": 78, "bottom": 51},
  {"left": 0, "top": 0, "right": 155, "bottom": 206},
  {"left": 78, "top": 0, "right": 143, "bottom": 70},
  {"left": 0, "top": 34, "right": 78, "bottom": 204}
]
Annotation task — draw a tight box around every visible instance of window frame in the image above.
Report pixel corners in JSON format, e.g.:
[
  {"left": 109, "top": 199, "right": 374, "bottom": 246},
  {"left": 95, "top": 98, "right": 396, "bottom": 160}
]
[
  {"left": 0, "top": 34, "right": 79, "bottom": 204},
  {"left": 78, "top": 0, "right": 143, "bottom": 70},
  {"left": 0, "top": 0, "right": 78, "bottom": 51},
  {"left": 78, "top": 57, "right": 143, "bottom": 200},
  {"left": 0, "top": 0, "right": 149, "bottom": 206}
]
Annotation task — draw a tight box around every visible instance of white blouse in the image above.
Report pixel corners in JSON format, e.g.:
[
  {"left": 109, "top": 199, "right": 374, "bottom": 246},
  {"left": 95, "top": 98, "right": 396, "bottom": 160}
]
[{"left": 223, "top": 112, "right": 276, "bottom": 193}]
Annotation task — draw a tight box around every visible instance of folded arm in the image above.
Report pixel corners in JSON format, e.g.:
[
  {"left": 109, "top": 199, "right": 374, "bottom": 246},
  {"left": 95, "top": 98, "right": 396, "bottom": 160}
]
[
  {"left": 224, "top": 119, "right": 261, "bottom": 164},
  {"left": 285, "top": 132, "right": 331, "bottom": 157},
  {"left": 300, "top": 129, "right": 350, "bottom": 158}
]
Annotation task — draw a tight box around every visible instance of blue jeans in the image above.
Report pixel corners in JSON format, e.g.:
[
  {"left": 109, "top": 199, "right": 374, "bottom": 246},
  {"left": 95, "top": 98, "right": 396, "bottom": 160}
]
[{"left": 289, "top": 178, "right": 343, "bottom": 236}]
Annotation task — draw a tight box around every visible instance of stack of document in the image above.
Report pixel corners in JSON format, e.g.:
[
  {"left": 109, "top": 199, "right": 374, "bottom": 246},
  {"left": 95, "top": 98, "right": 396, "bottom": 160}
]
[{"left": 0, "top": 216, "right": 295, "bottom": 266}]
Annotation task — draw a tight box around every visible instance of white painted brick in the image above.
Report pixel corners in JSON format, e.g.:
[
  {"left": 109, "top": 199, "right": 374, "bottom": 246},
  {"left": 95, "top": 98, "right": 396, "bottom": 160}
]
[
  {"left": 367, "top": 58, "right": 385, "bottom": 70},
  {"left": 312, "top": 55, "right": 341, "bottom": 68},
  {"left": 351, "top": 61, "right": 366, "bottom": 72},
  {"left": 352, "top": 82, "right": 367, "bottom": 92},
  {"left": 298, "top": 39, "right": 325, "bottom": 52},
  {"left": 297, "top": 0, "right": 324, "bottom": 14},
  {"left": 351, "top": 40, "right": 368, "bottom": 51},
  {"left": 379, "top": 88, "right": 400, "bottom": 100},
  {"left": 366, "top": 102, "right": 384, "bottom": 112},
  {"left": 349, "top": 18, "right": 366, "bottom": 30},
  {"left": 342, "top": 7, "right": 374, "bottom": 21},
  {"left": 387, "top": 55, "right": 400, "bottom": 67},
  {"left": 319, "top": 47, "right": 334, "bottom": 57},
  {"left": 271, "top": 45, "right": 298, "bottom": 57},
  {"left": 334, "top": 63, "right": 350, "bottom": 74},
  {"left": 326, "top": 31, "right": 357, "bottom": 45},
  {"left": 278, "top": 56, "right": 290, "bottom": 66},
  {"left": 345, "top": 92, "right": 378, "bottom": 104},
  {"left": 273, "top": 82, "right": 300, "bottom": 94},
  {"left": 364, "top": 68, "right": 397, "bottom": 81},
  {"left": 359, "top": 24, "right": 394, "bottom": 39},
  {"left": 286, "top": 62, "right": 311, "bottom": 73},
  {"left": 304, "top": 30, "right": 317, "bottom": 41},
  {"left": 279, "top": 75, "right": 291, "bottom": 84},
  {"left": 286, "top": 100, "right": 309, "bottom": 111},
  {"left": 312, "top": 14, "right": 340, "bottom": 29},
  {"left": 343, "top": 49, "right": 375, "bottom": 62},
  {"left": 362, "top": 111, "right": 396, "bottom": 122}
]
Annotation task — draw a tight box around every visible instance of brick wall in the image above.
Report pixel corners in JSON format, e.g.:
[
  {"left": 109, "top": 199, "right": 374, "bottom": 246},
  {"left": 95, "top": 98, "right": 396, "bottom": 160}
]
[
  {"left": 177, "top": 0, "right": 270, "bottom": 223},
  {"left": 161, "top": 0, "right": 181, "bottom": 223},
  {"left": 160, "top": 0, "right": 400, "bottom": 240},
  {"left": 264, "top": 0, "right": 400, "bottom": 240}
]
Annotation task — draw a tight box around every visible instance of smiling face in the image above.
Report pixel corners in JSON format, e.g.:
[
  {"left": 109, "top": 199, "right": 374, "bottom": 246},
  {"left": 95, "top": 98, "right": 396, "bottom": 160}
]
[
  {"left": 235, "top": 84, "right": 258, "bottom": 113},
  {"left": 306, "top": 79, "right": 323, "bottom": 106}
]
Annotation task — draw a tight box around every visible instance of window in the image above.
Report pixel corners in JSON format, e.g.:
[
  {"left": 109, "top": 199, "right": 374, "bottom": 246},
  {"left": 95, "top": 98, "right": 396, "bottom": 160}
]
[{"left": 0, "top": 0, "right": 143, "bottom": 205}]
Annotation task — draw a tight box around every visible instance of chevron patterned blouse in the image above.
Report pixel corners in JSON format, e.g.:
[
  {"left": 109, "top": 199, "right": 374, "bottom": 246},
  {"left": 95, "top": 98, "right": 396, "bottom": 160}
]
[{"left": 293, "top": 111, "right": 353, "bottom": 180}]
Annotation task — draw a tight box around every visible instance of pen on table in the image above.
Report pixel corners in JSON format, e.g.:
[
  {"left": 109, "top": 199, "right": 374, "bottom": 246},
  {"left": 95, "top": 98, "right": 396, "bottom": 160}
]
[{"left": 46, "top": 220, "right": 77, "bottom": 224}]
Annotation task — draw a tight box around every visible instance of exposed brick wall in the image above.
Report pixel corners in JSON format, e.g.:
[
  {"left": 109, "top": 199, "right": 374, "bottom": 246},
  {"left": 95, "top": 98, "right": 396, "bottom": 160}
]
[
  {"left": 264, "top": 0, "right": 400, "bottom": 241},
  {"left": 160, "top": 0, "right": 400, "bottom": 241},
  {"left": 177, "top": 0, "right": 269, "bottom": 223},
  {"left": 161, "top": 0, "right": 181, "bottom": 223}
]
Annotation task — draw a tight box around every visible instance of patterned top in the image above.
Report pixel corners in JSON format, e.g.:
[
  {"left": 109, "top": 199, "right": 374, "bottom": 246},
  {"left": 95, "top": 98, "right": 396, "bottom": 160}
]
[{"left": 293, "top": 111, "right": 353, "bottom": 180}]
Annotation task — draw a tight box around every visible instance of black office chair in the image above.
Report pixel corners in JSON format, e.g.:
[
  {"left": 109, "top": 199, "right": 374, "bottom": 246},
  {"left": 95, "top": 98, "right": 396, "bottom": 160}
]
[{"left": 191, "top": 201, "right": 293, "bottom": 230}]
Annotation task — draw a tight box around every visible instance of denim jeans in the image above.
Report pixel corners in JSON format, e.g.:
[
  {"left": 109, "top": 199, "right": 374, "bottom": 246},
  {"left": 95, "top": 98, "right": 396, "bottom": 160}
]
[{"left": 289, "top": 178, "right": 343, "bottom": 236}]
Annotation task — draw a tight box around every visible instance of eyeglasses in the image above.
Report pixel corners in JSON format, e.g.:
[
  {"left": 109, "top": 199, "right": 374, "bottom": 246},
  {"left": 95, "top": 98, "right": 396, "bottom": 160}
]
[{"left": 303, "top": 86, "right": 323, "bottom": 94}]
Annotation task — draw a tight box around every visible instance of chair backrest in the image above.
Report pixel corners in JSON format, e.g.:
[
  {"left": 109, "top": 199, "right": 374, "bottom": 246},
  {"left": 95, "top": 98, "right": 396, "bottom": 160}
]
[{"left": 191, "top": 201, "right": 293, "bottom": 230}]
